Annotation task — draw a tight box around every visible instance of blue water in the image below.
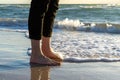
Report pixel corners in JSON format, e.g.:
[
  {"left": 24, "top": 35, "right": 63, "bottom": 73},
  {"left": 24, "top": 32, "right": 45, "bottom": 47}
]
[
  {"left": 0, "top": 4, "right": 120, "bottom": 22},
  {"left": 0, "top": 4, "right": 120, "bottom": 32},
  {"left": 1, "top": 4, "right": 120, "bottom": 64},
  {"left": 58, "top": 4, "right": 120, "bottom": 22}
]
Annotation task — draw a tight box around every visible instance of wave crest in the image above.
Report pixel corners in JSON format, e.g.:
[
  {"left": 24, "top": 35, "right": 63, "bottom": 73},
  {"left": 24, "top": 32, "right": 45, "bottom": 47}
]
[
  {"left": 55, "top": 18, "right": 120, "bottom": 33},
  {"left": 0, "top": 18, "right": 120, "bottom": 34},
  {"left": 0, "top": 18, "right": 27, "bottom": 27}
]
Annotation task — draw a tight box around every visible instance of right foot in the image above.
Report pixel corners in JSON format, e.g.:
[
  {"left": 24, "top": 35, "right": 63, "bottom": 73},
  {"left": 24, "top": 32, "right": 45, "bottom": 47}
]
[
  {"left": 30, "top": 53, "right": 61, "bottom": 66},
  {"left": 42, "top": 48, "right": 63, "bottom": 62}
]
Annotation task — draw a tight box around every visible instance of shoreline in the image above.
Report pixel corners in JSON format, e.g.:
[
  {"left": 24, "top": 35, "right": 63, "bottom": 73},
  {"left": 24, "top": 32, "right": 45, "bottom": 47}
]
[
  {"left": 0, "top": 62, "right": 120, "bottom": 80},
  {"left": 0, "top": 29, "right": 120, "bottom": 80}
]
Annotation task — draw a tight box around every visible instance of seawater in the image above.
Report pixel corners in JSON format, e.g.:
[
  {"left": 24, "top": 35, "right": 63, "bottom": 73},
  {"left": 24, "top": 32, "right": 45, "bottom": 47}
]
[
  {"left": 0, "top": 4, "right": 120, "bottom": 33},
  {"left": 0, "top": 4, "right": 120, "bottom": 63}
]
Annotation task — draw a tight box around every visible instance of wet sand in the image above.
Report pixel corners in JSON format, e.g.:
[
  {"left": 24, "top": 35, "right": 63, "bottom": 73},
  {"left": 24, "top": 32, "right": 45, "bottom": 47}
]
[
  {"left": 0, "top": 63, "right": 120, "bottom": 80},
  {"left": 0, "top": 30, "right": 120, "bottom": 80}
]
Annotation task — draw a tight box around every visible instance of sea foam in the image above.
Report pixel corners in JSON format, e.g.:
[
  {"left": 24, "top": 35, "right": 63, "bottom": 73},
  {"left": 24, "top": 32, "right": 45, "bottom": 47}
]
[
  {"left": 27, "top": 48, "right": 120, "bottom": 63},
  {"left": 55, "top": 18, "right": 120, "bottom": 33},
  {"left": 26, "top": 29, "right": 120, "bottom": 63}
]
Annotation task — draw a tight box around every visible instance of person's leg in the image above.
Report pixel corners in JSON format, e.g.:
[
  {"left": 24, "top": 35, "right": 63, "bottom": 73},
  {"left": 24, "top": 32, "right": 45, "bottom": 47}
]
[
  {"left": 30, "top": 40, "right": 60, "bottom": 65},
  {"left": 42, "top": 0, "right": 63, "bottom": 62},
  {"left": 28, "top": 0, "right": 60, "bottom": 65},
  {"left": 28, "top": 0, "right": 49, "bottom": 40}
]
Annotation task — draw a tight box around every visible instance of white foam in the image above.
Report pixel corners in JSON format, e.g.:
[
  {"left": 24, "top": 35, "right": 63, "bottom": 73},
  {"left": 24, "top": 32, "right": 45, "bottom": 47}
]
[
  {"left": 27, "top": 48, "right": 120, "bottom": 63},
  {"left": 56, "top": 18, "right": 84, "bottom": 30},
  {"left": 79, "top": 4, "right": 120, "bottom": 9},
  {"left": 18, "top": 18, "right": 120, "bottom": 63},
  {"left": 55, "top": 18, "right": 120, "bottom": 33}
]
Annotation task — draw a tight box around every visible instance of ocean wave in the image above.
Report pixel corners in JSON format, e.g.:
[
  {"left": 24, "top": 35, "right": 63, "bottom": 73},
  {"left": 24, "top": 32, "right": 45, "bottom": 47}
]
[
  {"left": 0, "top": 18, "right": 27, "bottom": 26},
  {"left": 0, "top": 4, "right": 29, "bottom": 8},
  {"left": 79, "top": 4, "right": 120, "bottom": 9},
  {"left": 0, "top": 18, "right": 120, "bottom": 34},
  {"left": 59, "top": 4, "right": 120, "bottom": 11},
  {"left": 0, "top": 28, "right": 27, "bottom": 33},
  {"left": 59, "top": 7, "right": 79, "bottom": 11},
  {"left": 55, "top": 18, "right": 120, "bottom": 33}
]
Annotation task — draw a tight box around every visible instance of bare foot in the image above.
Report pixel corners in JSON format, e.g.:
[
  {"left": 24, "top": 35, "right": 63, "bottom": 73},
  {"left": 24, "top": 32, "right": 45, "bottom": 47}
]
[
  {"left": 30, "top": 53, "right": 60, "bottom": 66},
  {"left": 42, "top": 48, "right": 63, "bottom": 62},
  {"left": 41, "top": 37, "right": 63, "bottom": 62}
]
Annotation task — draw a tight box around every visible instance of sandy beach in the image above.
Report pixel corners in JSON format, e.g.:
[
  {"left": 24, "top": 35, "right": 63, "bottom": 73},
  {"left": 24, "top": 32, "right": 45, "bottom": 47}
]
[
  {"left": 0, "top": 30, "right": 120, "bottom": 80},
  {"left": 0, "top": 63, "right": 120, "bottom": 80},
  {"left": 1, "top": 4, "right": 120, "bottom": 80}
]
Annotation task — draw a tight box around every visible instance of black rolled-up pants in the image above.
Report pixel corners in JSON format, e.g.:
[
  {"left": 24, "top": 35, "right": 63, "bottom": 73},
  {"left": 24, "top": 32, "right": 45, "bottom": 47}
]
[{"left": 28, "top": 0, "right": 59, "bottom": 40}]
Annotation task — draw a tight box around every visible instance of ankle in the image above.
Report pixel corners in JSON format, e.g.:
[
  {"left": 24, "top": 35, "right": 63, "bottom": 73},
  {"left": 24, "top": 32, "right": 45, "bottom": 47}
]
[{"left": 42, "top": 36, "right": 51, "bottom": 48}]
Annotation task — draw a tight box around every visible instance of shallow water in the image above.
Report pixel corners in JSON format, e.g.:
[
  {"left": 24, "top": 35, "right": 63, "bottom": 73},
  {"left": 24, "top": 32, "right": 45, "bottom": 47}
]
[
  {"left": 25, "top": 29, "right": 120, "bottom": 62},
  {"left": 1, "top": 4, "right": 120, "bottom": 63},
  {"left": 0, "top": 31, "right": 30, "bottom": 71},
  {"left": 0, "top": 4, "right": 120, "bottom": 80}
]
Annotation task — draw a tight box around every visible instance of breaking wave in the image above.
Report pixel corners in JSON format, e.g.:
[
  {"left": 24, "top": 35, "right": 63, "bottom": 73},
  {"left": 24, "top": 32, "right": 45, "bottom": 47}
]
[
  {"left": 0, "top": 18, "right": 120, "bottom": 34},
  {"left": 55, "top": 18, "right": 120, "bottom": 33}
]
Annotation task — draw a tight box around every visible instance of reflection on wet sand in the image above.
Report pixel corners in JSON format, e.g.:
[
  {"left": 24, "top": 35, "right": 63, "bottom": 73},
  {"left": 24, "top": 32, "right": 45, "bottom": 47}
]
[{"left": 30, "top": 64, "right": 50, "bottom": 80}]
